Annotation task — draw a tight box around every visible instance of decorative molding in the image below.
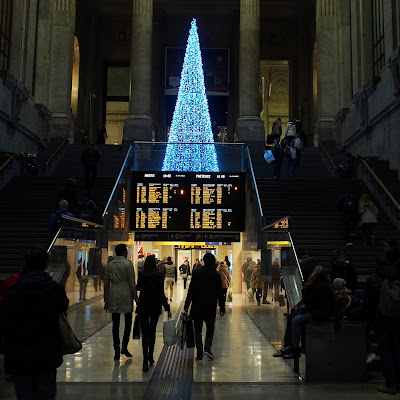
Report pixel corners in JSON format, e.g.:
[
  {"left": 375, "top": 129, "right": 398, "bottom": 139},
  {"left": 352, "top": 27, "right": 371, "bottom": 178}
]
[{"left": 52, "top": 0, "right": 75, "bottom": 27}]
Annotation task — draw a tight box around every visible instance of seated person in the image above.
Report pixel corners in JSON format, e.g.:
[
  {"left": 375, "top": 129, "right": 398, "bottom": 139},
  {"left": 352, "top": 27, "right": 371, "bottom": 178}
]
[
  {"left": 283, "top": 266, "right": 334, "bottom": 359},
  {"left": 330, "top": 250, "right": 357, "bottom": 293}
]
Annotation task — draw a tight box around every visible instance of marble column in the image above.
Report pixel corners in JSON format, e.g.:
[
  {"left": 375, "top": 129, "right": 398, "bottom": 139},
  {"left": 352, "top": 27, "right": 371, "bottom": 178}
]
[
  {"left": 316, "top": 0, "right": 338, "bottom": 140},
  {"left": 123, "top": 0, "right": 153, "bottom": 142},
  {"left": 47, "top": 0, "right": 76, "bottom": 140},
  {"left": 236, "top": 0, "right": 265, "bottom": 149}
]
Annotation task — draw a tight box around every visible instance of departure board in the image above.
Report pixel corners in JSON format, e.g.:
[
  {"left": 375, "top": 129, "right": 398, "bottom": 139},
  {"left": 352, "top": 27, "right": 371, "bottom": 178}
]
[{"left": 132, "top": 172, "right": 245, "bottom": 231}]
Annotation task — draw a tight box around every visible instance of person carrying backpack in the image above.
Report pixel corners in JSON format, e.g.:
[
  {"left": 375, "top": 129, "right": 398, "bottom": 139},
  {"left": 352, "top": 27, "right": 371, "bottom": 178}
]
[
  {"left": 364, "top": 261, "right": 400, "bottom": 394},
  {"left": 48, "top": 200, "right": 74, "bottom": 236},
  {"left": 337, "top": 192, "right": 359, "bottom": 246}
]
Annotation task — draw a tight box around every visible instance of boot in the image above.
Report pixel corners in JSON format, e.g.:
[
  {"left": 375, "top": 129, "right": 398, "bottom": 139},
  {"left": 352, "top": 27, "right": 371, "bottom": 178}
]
[
  {"left": 114, "top": 346, "right": 120, "bottom": 361},
  {"left": 143, "top": 360, "right": 149, "bottom": 372},
  {"left": 121, "top": 346, "right": 132, "bottom": 357},
  {"left": 149, "top": 344, "right": 155, "bottom": 366}
]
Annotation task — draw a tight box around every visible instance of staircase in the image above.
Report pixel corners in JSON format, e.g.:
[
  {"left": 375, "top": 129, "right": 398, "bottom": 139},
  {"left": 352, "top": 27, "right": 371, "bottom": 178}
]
[{"left": 0, "top": 144, "right": 125, "bottom": 279}]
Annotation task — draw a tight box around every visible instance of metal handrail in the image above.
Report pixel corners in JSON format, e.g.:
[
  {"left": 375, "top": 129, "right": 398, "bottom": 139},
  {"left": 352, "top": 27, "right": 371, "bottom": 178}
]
[
  {"left": 288, "top": 231, "right": 304, "bottom": 282},
  {"left": 47, "top": 215, "right": 103, "bottom": 254},
  {"left": 0, "top": 153, "right": 16, "bottom": 174},
  {"left": 245, "top": 147, "right": 263, "bottom": 218},
  {"left": 102, "top": 145, "right": 132, "bottom": 218},
  {"left": 61, "top": 214, "right": 104, "bottom": 228},
  {"left": 360, "top": 158, "right": 400, "bottom": 212},
  {"left": 318, "top": 140, "right": 337, "bottom": 172},
  {"left": 44, "top": 137, "right": 69, "bottom": 168},
  {"left": 133, "top": 141, "right": 245, "bottom": 146},
  {"left": 262, "top": 216, "right": 290, "bottom": 230}
]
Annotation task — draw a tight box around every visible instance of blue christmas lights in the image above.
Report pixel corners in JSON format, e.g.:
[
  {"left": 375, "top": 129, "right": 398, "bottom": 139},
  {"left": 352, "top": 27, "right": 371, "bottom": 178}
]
[{"left": 162, "top": 19, "right": 219, "bottom": 172}]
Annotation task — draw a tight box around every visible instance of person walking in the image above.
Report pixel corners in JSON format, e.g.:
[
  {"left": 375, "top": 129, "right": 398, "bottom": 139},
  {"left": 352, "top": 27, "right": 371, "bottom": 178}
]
[
  {"left": 217, "top": 261, "right": 231, "bottom": 302},
  {"left": 184, "top": 253, "right": 225, "bottom": 361},
  {"left": 271, "top": 117, "right": 282, "bottom": 142},
  {"left": 251, "top": 262, "right": 265, "bottom": 306},
  {"left": 271, "top": 138, "right": 284, "bottom": 179},
  {"left": 285, "top": 120, "right": 297, "bottom": 145},
  {"left": 136, "top": 255, "right": 171, "bottom": 372},
  {"left": 0, "top": 247, "right": 69, "bottom": 399},
  {"left": 285, "top": 141, "right": 301, "bottom": 178},
  {"left": 104, "top": 244, "right": 138, "bottom": 360},
  {"left": 358, "top": 193, "right": 379, "bottom": 247},
  {"left": 81, "top": 143, "right": 101, "bottom": 189},
  {"left": 271, "top": 258, "right": 281, "bottom": 302},
  {"left": 164, "top": 256, "right": 177, "bottom": 301},
  {"left": 137, "top": 254, "right": 145, "bottom": 273},
  {"left": 337, "top": 192, "right": 359, "bottom": 246},
  {"left": 157, "top": 257, "right": 167, "bottom": 280},
  {"left": 179, "top": 260, "right": 190, "bottom": 289}
]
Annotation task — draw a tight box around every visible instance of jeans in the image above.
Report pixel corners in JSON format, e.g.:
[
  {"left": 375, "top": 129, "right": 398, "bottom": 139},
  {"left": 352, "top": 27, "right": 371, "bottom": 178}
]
[
  {"left": 362, "top": 223, "right": 376, "bottom": 245},
  {"left": 183, "top": 277, "right": 187, "bottom": 289},
  {"left": 194, "top": 317, "right": 215, "bottom": 357},
  {"left": 344, "top": 216, "right": 357, "bottom": 243},
  {"left": 283, "top": 310, "right": 300, "bottom": 347},
  {"left": 262, "top": 280, "right": 269, "bottom": 302},
  {"left": 291, "top": 312, "right": 312, "bottom": 348},
  {"left": 165, "top": 278, "right": 174, "bottom": 298},
  {"left": 272, "top": 161, "right": 282, "bottom": 178},
  {"left": 139, "top": 313, "right": 160, "bottom": 362},
  {"left": 289, "top": 163, "right": 296, "bottom": 178},
  {"left": 14, "top": 370, "right": 57, "bottom": 400},
  {"left": 272, "top": 281, "right": 280, "bottom": 302},
  {"left": 112, "top": 312, "right": 133, "bottom": 349},
  {"left": 374, "top": 318, "right": 400, "bottom": 388}
]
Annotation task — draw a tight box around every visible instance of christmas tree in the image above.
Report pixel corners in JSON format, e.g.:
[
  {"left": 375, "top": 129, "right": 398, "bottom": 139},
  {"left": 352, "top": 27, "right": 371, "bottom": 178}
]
[{"left": 162, "top": 19, "right": 219, "bottom": 172}]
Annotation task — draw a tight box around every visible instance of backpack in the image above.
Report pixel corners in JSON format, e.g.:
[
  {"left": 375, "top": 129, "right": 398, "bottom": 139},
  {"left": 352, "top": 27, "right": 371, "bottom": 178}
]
[{"left": 379, "top": 279, "right": 400, "bottom": 318}]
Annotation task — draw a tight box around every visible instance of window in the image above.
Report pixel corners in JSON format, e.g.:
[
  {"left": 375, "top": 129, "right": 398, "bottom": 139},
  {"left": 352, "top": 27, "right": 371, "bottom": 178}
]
[
  {"left": 371, "top": 0, "right": 385, "bottom": 75},
  {"left": 0, "top": 0, "right": 12, "bottom": 71}
]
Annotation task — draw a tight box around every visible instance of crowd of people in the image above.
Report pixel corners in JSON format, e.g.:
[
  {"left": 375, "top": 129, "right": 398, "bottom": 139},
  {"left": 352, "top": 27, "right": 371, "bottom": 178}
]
[
  {"left": 272, "top": 240, "right": 400, "bottom": 395},
  {"left": 265, "top": 118, "right": 304, "bottom": 179}
]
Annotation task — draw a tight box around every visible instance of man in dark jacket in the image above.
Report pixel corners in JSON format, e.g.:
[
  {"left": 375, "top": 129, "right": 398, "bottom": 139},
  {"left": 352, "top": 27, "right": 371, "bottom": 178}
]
[
  {"left": 184, "top": 253, "right": 225, "bottom": 361},
  {"left": 330, "top": 249, "right": 357, "bottom": 292},
  {"left": 298, "top": 251, "right": 318, "bottom": 283},
  {"left": 337, "top": 192, "right": 359, "bottom": 246},
  {"left": 271, "top": 138, "right": 284, "bottom": 179},
  {"left": 0, "top": 247, "right": 69, "bottom": 399},
  {"left": 81, "top": 144, "right": 101, "bottom": 189},
  {"left": 48, "top": 199, "right": 74, "bottom": 235},
  {"left": 284, "top": 267, "right": 334, "bottom": 359},
  {"left": 364, "top": 262, "right": 400, "bottom": 394}
]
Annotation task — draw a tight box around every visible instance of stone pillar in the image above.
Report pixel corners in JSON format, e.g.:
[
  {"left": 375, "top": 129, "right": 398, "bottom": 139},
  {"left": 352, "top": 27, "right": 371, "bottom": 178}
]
[
  {"left": 47, "top": 0, "right": 76, "bottom": 140},
  {"left": 316, "top": 0, "right": 338, "bottom": 140},
  {"left": 124, "top": 0, "right": 153, "bottom": 142},
  {"left": 236, "top": 0, "right": 265, "bottom": 149}
]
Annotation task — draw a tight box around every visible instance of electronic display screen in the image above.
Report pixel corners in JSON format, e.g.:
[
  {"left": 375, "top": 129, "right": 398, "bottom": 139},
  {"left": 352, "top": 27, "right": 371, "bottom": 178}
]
[{"left": 132, "top": 172, "right": 245, "bottom": 232}]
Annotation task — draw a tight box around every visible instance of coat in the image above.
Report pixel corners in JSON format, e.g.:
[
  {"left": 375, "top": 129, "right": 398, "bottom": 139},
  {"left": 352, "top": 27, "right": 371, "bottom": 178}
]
[
  {"left": 302, "top": 274, "right": 334, "bottom": 322},
  {"left": 184, "top": 265, "right": 225, "bottom": 320},
  {"left": 251, "top": 265, "right": 265, "bottom": 289},
  {"left": 358, "top": 205, "right": 379, "bottom": 224},
  {"left": 104, "top": 256, "right": 137, "bottom": 313},
  {"left": 136, "top": 272, "right": 170, "bottom": 316},
  {"left": 217, "top": 264, "right": 231, "bottom": 289},
  {"left": 0, "top": 270, "right": 69, "bottom": 375}
]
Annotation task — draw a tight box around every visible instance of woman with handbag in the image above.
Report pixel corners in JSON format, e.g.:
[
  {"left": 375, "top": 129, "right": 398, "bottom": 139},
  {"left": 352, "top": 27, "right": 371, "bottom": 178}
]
[
  {"left": 136, "top": 255, "right": 171, "bottom": 372},
  {"left": 217, "top": 261, "right": 231, "bottom": 302},
  {"left": 179, "top": 260, "right": 190, "bottom": 289}
]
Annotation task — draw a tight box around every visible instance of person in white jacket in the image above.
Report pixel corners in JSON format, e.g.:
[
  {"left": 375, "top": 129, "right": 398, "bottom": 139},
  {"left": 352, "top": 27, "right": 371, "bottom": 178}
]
[
  {"left": 358, "top": 194, "right": 379, "bottom": 247},
  {"left": 285, "top": 120, "right": 297, "bottom": 145}
]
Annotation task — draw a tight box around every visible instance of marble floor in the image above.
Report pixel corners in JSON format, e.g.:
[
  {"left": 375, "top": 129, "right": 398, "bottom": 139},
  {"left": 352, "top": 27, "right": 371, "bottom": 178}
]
[{"left": 1, "top": 279, "right": 389, "bottom": 400}]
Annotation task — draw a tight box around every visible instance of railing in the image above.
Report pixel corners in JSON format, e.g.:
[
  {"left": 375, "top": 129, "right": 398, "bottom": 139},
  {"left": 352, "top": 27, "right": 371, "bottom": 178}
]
[
  {"left": 47, "top": 214, "right": 105, "bottom": 307},
  {"left": 262, "top": 215, "right": 290, "bottom": 230},
  {"left": 358, "top": 158, "right": 400, "bottom": 231},
  {"left": 44, "top": 136, "right": 69, "bottom": 169},
  {"left": 245, "top": 147, "right": 263, "bottom": 218},
  {"left": 132, "top": 141, "right": 246, "bottom": 172},
  {"left": 102, "top": 145, "right": 133, "bottom": 218},
  {"left": 318, "top": 140, "right": 337, "bottom": 174},
  {"left": 0, "top": 153, "right": 16, "bottom": 174}
]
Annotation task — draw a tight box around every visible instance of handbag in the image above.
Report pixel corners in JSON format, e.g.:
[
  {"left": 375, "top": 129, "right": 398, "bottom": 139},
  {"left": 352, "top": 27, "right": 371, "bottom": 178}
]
[
  {"left": 59, "top": 313, "right": 82, "bottom": 355},
  {"left": 163, "top": 318, "right": 177, "bottom": 346},
  {"left": 184, "top": 317, "right": 195, "bottom": 349},
  {"left": 177, "top": 316, "right": 184, "bottom": 350},
  {"left": 227, "top": 287, "right": 233, "bottom": 302},
  {"left": 132, "top": 314, "right": 141, "bottom": 339},
  {"left": 181, "top": 273, "right": 187, "bottom": 279}
]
